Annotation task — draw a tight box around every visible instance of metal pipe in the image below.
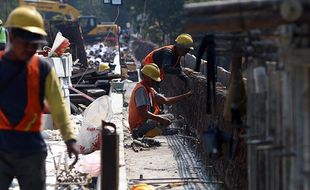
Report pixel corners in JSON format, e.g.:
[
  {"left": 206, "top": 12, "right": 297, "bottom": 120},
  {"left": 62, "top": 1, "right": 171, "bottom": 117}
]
[
  {"left": 132, "top": 180, "right": 224, "bottom": 185},
  {"left": 69, "top": 86, "right": 95, "bottom": 101},
  {"left": 129, "top": 177, "right": 200, "bottom": 181},
  {"left": 176, "top": 135, "right": 199, "bottom": 142}
]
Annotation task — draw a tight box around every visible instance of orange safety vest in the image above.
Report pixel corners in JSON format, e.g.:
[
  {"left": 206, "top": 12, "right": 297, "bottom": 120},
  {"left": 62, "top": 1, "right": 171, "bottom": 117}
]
[
  {"left": 143, "top": 45, "right": 180, "bottom": 80},
  {"left": 128, "top": 82, "right": 160, "bottom": 131},
  {"left": 0, "top": 52, "right": 42, "bottom": 132}
]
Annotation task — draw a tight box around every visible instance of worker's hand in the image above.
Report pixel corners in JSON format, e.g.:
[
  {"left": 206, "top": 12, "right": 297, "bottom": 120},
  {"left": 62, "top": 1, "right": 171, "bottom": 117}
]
[
  {"left": 185, "top": 91, "right": 193, "bottom": 97},
  {"left": 65, "top": 140, "right": 79, "bottom": 168},
  {"left": 160, "top": 117, "right": 171, "bottom": 126}
]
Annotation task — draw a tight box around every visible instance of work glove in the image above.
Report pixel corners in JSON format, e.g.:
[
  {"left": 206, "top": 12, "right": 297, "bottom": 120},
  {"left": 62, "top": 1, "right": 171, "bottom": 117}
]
[{"left": 65, "top": 139, "right": 80, "bottom": 168}]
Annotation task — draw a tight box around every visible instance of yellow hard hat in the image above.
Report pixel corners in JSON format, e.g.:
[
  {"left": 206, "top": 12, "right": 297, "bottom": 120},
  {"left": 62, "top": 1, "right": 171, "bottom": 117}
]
[
  {"left": 131, "top": 183, "right": 155, "bottom": 190},
  {"left": 98, "top": 63, "right": 110, "bottom": 72},
  {"left": 141, "top": 63, "right": 161, "bottom": 82},
  {"left": 175, "top": 33, "right": 194, "bottom": 50},
  {"left": 0, "top": 19, "right": 2, "bottom": 25},
  {"left": 5, "top": 6, "right": 47, "bottom": 36}
]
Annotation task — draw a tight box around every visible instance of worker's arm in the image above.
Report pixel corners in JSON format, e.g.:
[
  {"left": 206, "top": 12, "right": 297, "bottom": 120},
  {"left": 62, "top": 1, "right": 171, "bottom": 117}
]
[
  {"left": 45, "top": 68, "right": 79, "bottom": 159},
  {"left": 176, "top": 70, "right": 189, "bottom": 85},
  {"left": 136, "top": 105, "right": 171, "bottom": 126},
  {"left": 45, "top": 68, "right": 76, "bottom": 142},
  {"left": 155, "top": 91, "right": 192, "bottom": 106},
  {"left": 134, "top": 87, "right": 171, "bottom": 126}
]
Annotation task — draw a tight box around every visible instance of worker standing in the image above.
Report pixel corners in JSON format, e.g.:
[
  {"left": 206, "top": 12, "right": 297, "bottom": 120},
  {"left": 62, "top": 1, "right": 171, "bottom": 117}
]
[
  {"left": 142, "top": 33, "right": 194, "bottom": 87},
  {"left": 128, "top": 63, "right": 192, "bottom": 139},
  {"left": 0, "top": 19, "right": 7, "bottom": 50},
  {"left": 0, "top": 6, "right": 79, "bottom": 189}
]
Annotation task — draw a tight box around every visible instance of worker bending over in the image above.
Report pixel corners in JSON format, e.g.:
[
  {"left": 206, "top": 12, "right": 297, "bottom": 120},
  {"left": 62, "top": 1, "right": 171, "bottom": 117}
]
[
  {"left": 0, "top": 6, "right": 79, "bottom": 189},
  {"left": 128, "top": 63, "right": 192, "bottom": 139},
  {"left": 142, "top": 33, "right": 194, "bottom": 86}
]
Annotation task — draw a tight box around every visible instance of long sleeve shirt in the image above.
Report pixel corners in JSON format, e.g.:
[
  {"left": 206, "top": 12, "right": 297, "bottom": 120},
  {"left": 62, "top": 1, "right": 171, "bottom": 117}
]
[{"left": 0, "top": 54, "right": 75, "bottom": 153}]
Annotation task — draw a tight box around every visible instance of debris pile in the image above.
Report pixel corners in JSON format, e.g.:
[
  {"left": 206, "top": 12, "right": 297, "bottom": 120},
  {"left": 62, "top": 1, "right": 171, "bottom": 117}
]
[{"left": 69, "top": 42, "right": 121, "bottom": 111}]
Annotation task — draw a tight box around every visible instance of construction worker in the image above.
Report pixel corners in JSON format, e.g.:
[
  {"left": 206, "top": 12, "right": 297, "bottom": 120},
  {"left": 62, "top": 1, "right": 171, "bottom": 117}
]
[
  {"left": 0, "top": 19, "right": 7, "bottom": 50},
  {"left": 142, "top": 33, "right": 194, "bottom": 86},
  {"left": 0, "top": 6, "right": 79, "bottom": 189},
  {"left": 128, "top": 63, "right": 192, "bottom": 139}
]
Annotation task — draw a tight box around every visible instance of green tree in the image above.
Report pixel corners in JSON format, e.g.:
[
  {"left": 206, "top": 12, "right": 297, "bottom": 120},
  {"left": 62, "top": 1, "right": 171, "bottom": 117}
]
[
  {"left": 71, "top": 0, "right": 130, "bottom": 28},
  {"left": 124, "top": 0, "right": 185, "bottom": 45},
  {"left": 0, "top": 0, "right": 18, "bottom": 24},
  {"left": 146, "top": 0, "right": 184, "bottom": 44}
]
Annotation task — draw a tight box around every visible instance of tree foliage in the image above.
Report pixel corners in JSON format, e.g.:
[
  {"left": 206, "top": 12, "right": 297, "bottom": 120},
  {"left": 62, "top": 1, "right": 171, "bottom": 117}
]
[
  {"left": 123, "top": 0, "right": 214, "bottom": 44},
  {"left": 0, "top": 0, "right": 19, "bottom": 23},
  {"left": 124, "top": 0, "right": 185, "bottom": 44}
]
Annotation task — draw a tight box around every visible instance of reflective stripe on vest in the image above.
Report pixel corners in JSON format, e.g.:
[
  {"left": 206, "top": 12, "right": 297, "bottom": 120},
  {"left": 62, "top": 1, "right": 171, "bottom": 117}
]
[
  {"left": 0, "top": 52, "right": 42, "bottom": 132},
  {"left": 142, "top": 45, "right": 176, "bottom": 80},
  {"left": 0, "top": 27, "right": 6, "bottom": 44},
  {"left": 128, "top": 82, "right": 160, "bottom": 131}
]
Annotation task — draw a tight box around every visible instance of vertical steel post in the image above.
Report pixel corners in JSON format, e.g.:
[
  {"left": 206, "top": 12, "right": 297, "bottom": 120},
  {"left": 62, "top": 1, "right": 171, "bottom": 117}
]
[{"left": 101, "top": 121, "right": 119, "bottom": 190}]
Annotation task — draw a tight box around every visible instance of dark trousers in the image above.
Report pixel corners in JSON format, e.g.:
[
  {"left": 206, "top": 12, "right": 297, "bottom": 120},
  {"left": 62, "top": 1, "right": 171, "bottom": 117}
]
[
  {"left": 0, "top": 151, "right": 47, "bottom": 190},
  {"left": 0, "top": 43, "right": 5, "bottom": 51}
]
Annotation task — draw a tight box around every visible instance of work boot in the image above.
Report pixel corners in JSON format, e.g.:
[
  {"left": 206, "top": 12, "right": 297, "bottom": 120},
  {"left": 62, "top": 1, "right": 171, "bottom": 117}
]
[
  {"left": 141, "top": 138, "right": 161, "bottom": 147},
  {"left": 132, "top": 129, "right": 143, "bottom": 139}
]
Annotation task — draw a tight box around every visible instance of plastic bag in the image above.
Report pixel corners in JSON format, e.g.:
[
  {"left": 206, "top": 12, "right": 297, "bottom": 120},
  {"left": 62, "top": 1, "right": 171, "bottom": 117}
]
[
  {"left": 76, "top": 151, "right": 101, "bottom": 177},
  {"left": 76, "top": 96, "right": 113, "bottom": 154}
]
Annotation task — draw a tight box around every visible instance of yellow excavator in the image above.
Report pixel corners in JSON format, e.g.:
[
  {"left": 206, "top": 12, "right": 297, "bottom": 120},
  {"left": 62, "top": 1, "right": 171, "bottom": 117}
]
[{"left": 19, "top": 0, "right": 119, "bottom": 42}]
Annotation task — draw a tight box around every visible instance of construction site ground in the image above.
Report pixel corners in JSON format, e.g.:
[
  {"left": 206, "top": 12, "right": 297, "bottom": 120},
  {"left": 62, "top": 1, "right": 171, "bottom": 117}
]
[
  {"left": 122, "top": 82, "right": 223, "bottom": 190},
  {"left": 8, "top": 61, "right": 222, "bottom": 190}
]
